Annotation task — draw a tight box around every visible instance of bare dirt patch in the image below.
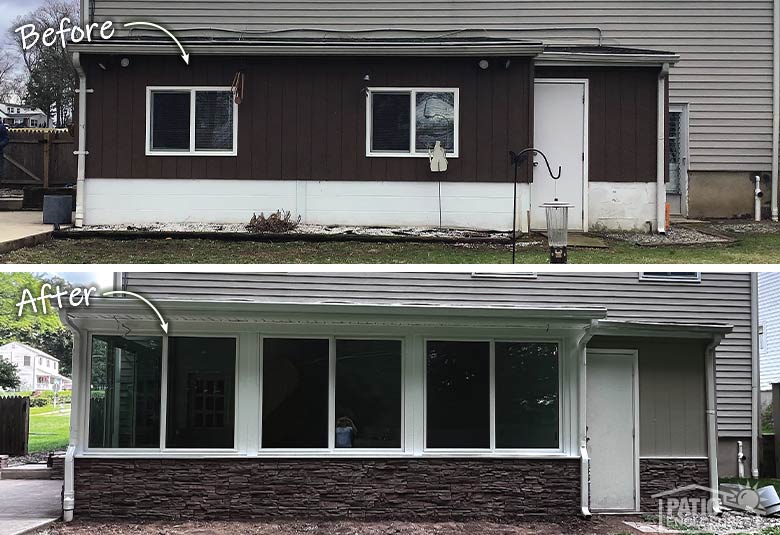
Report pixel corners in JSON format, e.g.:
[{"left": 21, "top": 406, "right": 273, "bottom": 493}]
[{"left": 34, "top": 517, "right": 655, "bottom": 535}]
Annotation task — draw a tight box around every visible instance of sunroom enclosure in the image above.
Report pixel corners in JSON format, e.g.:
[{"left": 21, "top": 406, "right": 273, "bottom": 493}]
[{"left": 60, "top": 299, "right": 727, "bottom": 519}]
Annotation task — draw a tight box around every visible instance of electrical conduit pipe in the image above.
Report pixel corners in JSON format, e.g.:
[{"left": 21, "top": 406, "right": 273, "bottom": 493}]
[
  {"left": 71, "top": 52, "right": 88, "bottom": 227},
  {"left": 657, "top": 63, "right": 669, "bottom": 234}
]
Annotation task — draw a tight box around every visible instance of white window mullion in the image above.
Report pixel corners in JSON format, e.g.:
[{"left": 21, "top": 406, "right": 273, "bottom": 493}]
[
  {"left": 409, "top": 90, "right": 416, "bottom": 155},
  {"left": 489, "top": 341, "right": 496, "bottom": 451},
  {"left": 328, "top": 337, "right": 336, "bottom": 450},
  {"left": 189, "top": 89, "right": 197, "bottom": 153},
  {"left": 258, "top": 334, "right": 264, "bottom": 450},
  {"left": 159, "top": 335, "right": 169, "bottom": 450}
]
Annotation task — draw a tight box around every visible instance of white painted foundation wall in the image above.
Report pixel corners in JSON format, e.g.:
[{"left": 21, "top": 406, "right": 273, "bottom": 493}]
[{"left": 83, "top": 179, "right": 657, "bottom": 231}]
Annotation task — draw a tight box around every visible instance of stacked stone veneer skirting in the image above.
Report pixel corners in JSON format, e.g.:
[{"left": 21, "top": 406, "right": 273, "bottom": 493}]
[
  {"left": 74, "top": 458, "right": 580, "bottom": 520},
  {"left": 639, "top": 458, "right": 710, "bottom": 511}
]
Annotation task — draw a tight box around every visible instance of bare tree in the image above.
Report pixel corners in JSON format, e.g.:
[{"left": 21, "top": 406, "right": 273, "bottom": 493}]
[{"left": 7, "top": 0, "right": 79, "bottom": 125}]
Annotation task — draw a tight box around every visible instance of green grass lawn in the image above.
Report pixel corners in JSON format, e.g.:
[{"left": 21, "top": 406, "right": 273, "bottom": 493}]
[
  {"left": 28, "top": 405, "right": 70, "bottom": 454},
  {"left": 3, "top": 234, "right": 780, "bottom": 263}
]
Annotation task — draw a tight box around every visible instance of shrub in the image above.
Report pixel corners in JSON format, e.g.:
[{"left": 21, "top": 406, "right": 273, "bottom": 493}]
[
  {"left": 246, "top": 210, "right": 301, "bottom": 233},
  {"left": 30, "top": 396, "right": 49, "bottom": 407}
]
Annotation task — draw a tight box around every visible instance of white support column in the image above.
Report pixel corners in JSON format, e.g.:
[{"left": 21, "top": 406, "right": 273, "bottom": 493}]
[
  {"left": 773, "top": 0, "right": 779, "bottom": 221},
  {"left": 577, "top": 323, "right": 596, "bottom": 518},
  {"left": 236, "top": 332, "right": 260, "bottom": 455}
]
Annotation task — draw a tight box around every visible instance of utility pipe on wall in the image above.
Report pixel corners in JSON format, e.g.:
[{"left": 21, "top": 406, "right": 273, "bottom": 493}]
[
  {"left": 71, "top": 52, "right": 89, "bottom": 228},
  {"left": 773, "top": 0, "right": 779, "bottom": 221},
  {"left": 59, "top": 323, "right": 81, "bottom": 522},
  {"left": 756, "top": 175, "right": 764, "bottom": 222},
  {"left": 577, "top": 323, "right": 596, "bottom": 518},
  {"left": 657, "top": 63, "right": 669, "bottom": 234},
  {"left": 751, "top": 272, "right": 761, "bottom": 478}
]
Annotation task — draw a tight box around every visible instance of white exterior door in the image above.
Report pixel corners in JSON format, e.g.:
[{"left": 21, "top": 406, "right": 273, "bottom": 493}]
[
  {"left": 587, "top": 350, "right": 639, "bottom": 512},
  {"left": 531, "top": 80, "right": 587, "bottom": 231}
]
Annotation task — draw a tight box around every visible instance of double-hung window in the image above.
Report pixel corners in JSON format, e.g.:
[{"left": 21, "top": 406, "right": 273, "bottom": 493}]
[
  {"left": 146, "top": 87, "right": 237, "bottom": 156},
  {"left": 367, "top": 88, "right": 459, "bottom": 157}
]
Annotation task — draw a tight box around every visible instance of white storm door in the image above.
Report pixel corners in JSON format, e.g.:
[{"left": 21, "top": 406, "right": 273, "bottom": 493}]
[
  {"left": 587, "top": 350, "right": 639, "bottom": 512},
  {"left": 531, "top": 80, "right": 587, "bottom": 231}
]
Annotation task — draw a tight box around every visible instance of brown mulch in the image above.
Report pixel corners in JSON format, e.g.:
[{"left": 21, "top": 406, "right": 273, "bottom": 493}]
[{"left": 34, "top": 517, "right": 657, "bottom": 535}]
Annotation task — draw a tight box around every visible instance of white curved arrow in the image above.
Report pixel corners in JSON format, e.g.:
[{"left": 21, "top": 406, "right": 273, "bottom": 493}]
[
  {"left": 102, "top": 290, "right": 169, "bottom": 333},
  {"left": 123, "top": 21, "right": 190, "bottom": 64}
]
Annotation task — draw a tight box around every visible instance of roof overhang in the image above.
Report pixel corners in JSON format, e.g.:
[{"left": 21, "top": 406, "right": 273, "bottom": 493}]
[
  {"left": 68, "top": 37, "right": 545, "bottom": 57},
  {"left": 61, "top": 297, "right": 607, "bottom": 333},
  {"left": 592, "top": 319, "right": 733, "bottom": 340},
  {"left": 536, "top": 47, "right": 680, "bottom": 67}
]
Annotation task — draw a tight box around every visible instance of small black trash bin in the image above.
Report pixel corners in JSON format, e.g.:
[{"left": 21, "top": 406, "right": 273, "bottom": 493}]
[{"left": 43, "top": 195, "right": 73, "bottom": 226}]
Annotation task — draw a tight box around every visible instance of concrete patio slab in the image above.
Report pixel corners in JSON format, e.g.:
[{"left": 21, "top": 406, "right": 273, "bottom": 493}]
[
  {"left": 0, "top": 211, "right": 54, "bottom": 254},
  {"left": 0, "top": 479, "right": 61, "bottom": 535}
]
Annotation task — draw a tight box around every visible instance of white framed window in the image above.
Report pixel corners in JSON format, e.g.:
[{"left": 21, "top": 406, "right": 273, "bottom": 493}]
[
  {"left": 639, "top": 272, "right": 701, "bottom": 283},
  {"left": 145, "top": 86, "right": 238, "bottom": 156},
  {"left": 471, "top": 272, "right": 538, "bottom": 280},
  {"left": 260, "top": 336, "right": 404, "bottom": 453},
  {"left": 424, "top": 339, "right": 562, "bottom": 453},
  {"left": 366, "top": 87, "right": 459, "bottom": 158}
]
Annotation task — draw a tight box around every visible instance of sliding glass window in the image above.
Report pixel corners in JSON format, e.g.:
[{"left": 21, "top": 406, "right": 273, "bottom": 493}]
[
  {"left": 165, "top": 337, "right": 237, "bottom": 449},
  {"left": 335, "top": 339, "right": 402, "bottom": 449},
  {"left": 88, "top": 336, "right": 162, "bottom": 448},
  {"left": 495, "top": 342, "right": 559, "bottom": 449},
  {"left": 262, "top": 338, "right": 330, "bottom": 448}
]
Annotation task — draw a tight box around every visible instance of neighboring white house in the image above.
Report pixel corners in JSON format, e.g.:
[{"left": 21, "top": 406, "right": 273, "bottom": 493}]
[
  {"left": 0, "top": 103, "right": 49, "bottom": 128},
  {"left": 0, "top": 341, "right": 71, "bottom": 391},
  {"left": 759, "top": 273, "right": 780, "bottom": 409}
]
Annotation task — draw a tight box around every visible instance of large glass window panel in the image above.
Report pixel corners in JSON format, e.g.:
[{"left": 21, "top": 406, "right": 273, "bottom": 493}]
[
  {"left": 371, "top": 92, "right": 411, "bottom": 152},
  {"left": 495, "top": 342, "right": 559, "bottom": 449},
  {"left": 262, "top": 338, "right": 329, "bottom": 448},
  {"left": 415, "top": 91, "right": 455, "bottom": 152},
  {"left": 426, "top": 341, "right": 490, "bottom": 448},
  {"left": 88, "top": 336, "right": 162, "bottom": 448},
  {"left": 195, "top": 91, "right": 234, "bottom": 151},
  {"left": 151, "top": 91, "right": 190, "bottom": 151},
  {"left": 166, "top": 337, "right": 236, "bottom": 449},
  {"left": 335, "top": 339, "right": 402, "bottom": 449}
]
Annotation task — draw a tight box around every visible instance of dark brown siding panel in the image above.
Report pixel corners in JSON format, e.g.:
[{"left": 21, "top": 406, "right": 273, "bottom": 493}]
[
  {"left": 536, "top": 66, "right": 661, "bottom": 182},
  {"left": 83, "top": 55, "right": 533, "bottom": 183}
]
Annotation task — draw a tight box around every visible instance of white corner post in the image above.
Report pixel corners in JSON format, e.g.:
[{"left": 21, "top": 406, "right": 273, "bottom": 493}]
[
  {"left": 656, "top": 63, "right": 669, "bottom": 234},
  {"left": 751, "top": 273, "right": 761, "bottom": 478},
  {"left": 773, "top": 0, "right": 780, "bottom": 221},
  {"left": 577, "top": 323, "right": 596, "bottom": 518},
  {"left": 72, "top": 52, "right": 89, "bottom": 228},
  {"left": 59, "top": 311, "right": 84, "bottom": 522},
  {"left": 705, "top": 336, "right": 722, "bottom": 515}
]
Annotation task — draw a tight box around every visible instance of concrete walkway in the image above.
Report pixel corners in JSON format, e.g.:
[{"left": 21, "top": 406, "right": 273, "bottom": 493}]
[
  {"left": 0, "top": 479, "right": 62, "bottom": 534},
  {"left": 0, "top": 211, "right": 53, "bottom": 254}
]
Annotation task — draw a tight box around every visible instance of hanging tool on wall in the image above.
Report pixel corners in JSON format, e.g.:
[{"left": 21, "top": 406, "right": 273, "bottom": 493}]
[{"left": 232, "top": 71, "right": 245, "bottom": 104}]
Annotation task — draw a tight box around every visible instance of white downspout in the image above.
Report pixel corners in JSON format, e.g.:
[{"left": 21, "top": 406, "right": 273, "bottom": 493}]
[
  {"left": 577, "top": 323, "right": 596, "bottom": 518},
  {"left": 706, "top": 336, "right": 722, "bottom": 515},
  {"left": 59, "top": 311, "right": 82, "bottom": 522},
  {"left": 71, "top": 52, "right": 88, "bottom": 228},
  {"left": 751, "top": 272, "right": 761, "bottom": 478},
  {"left": 657, "top": 63, "right": 669, "bottom": 233},
  {"left": 773, "top": 0, "right": 779, "bottom": 221}
]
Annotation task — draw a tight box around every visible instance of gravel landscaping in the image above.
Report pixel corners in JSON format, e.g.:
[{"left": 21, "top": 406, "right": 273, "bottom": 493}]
[
  {"left": 65, "top": 222, "right": 529, "bottom": 242},
  {"left": 671, "top": 508, "right": 780, "bottom": 534},
  {"left": 30, "top": 517, "right": 663, "bottom": 535},
  {"left": 710, "top": 220, "right": 780, "bottom": 235},
  {"left": 603, "top": 225, "right": 731, "bottom": 246}
]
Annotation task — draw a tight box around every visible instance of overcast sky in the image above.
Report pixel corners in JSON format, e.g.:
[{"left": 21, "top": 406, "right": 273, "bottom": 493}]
[{"left": 1, "top": 0, "right": 48, "bottom": 37}]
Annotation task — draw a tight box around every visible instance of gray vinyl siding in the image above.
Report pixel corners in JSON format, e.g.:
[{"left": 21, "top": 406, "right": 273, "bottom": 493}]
[
  {"left": 89, "top": 0, "right": 774, "bottom": 172},
  {"left": 123, "top": 271, "right": 754, "bottom": 438},
  {"left": 759, "top": 272, "right": 780, "bottom": 390}
]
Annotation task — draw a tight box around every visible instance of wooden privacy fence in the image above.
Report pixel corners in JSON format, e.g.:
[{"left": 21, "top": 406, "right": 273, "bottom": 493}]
[
  {"left": 1, "top": 128, "right": 76, "bottom": 187},
  {"left": 0, "top": 396, "right": 30, "bottom": 456}
]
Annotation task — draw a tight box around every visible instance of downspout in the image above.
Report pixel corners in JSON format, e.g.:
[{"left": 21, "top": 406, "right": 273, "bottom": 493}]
[
  {"left": 577, "top": 322, "right": 596, "bottom": 518},
  {"left": 59, "top": 311, "right": 82, "bottom": 522},
  {"left": 751, "top": 272, "right": 761, "bottom": 478},
  {"left": 773, "top": 0, "right": 779, "bottom": 221},
  {"left": 656, "top": 63, "right": 669, "bottom": 234},
  {"left": 706, "top": 336, "right": 723, "bottom": 515},
  {"left": 71, "top": 52, "right": 88, "bottom": 227}
]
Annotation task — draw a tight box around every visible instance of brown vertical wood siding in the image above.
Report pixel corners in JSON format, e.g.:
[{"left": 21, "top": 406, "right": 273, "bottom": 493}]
[
  {"left": 83, "top": 55, "right": 533, "bottom": 183},
  {"left": 536, "top": 66, "right": 662, "bottom": 183}
]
